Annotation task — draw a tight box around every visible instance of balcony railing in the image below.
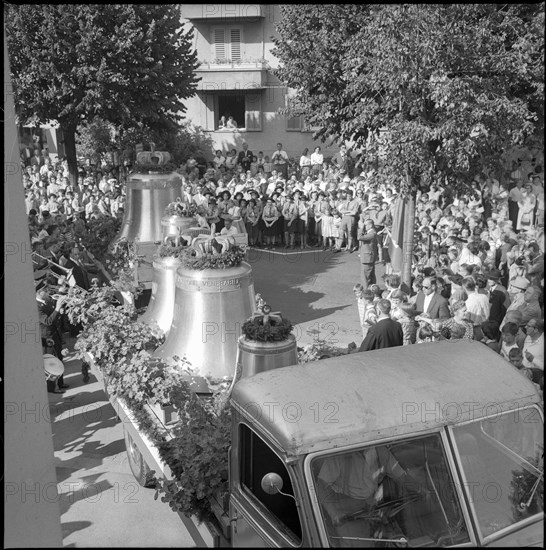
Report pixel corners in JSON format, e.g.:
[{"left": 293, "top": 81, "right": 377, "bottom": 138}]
[
  {"left": 197, "top": 58, "right": 270, "bottom": 71},
  {"left": 182, "top": 5, "right": 266, "bottom": 21}
]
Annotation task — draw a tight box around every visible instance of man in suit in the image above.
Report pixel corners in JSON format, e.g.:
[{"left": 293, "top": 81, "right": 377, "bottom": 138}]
[
  {"left": 358, "top": 218, "right": 378, "bottom": 289},
  {"left": 237, "top": 142, "right": 253, "bottom": 173},
  {"left": 360, "top": 299, "right": 403, "bottom": 351},
  {"left": 413, "top": 277, "right": 451, "bottom": 319}
]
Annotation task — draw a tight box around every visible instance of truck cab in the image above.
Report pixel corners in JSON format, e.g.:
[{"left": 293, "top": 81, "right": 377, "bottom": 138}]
[{"left": 229, "top": 341, "right": 543, "bottom": 547}]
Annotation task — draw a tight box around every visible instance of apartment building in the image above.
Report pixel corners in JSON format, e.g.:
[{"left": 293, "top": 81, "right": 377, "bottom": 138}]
[{"left": 180, "top": 4, "right": 339, "bottom": 161}]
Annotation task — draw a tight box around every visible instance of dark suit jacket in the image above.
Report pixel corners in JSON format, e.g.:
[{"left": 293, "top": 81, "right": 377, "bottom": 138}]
[
  {"left": 489, "top": 289, "right": 507, "bottom": 325},
  {"left": 360, "top": 317, "right": 403, "bottom": 351},
  {"left": 414, "top": 292, "right": 451, "bottom": 319},
  {"left": 358, "top": 228, "right": 378, "bottom": 264}
]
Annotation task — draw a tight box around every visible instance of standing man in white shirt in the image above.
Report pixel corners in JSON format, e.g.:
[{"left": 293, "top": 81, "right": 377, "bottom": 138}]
[
  {"left": 271, "top": 142, "right": 289, "bottom": 180},
  {"left": 522, "top": 319, "right": 544, "bottom": 372}
]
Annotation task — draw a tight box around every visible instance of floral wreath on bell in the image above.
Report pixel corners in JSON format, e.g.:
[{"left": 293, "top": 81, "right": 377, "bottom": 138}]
[
  {"left": 164, "top": 199, "right": 199, "bottom": 218},
  {"left": 241, "top": 304, "right": 293, "bottom": 342},
  {"left": 180, "top": 236, "right": 246, "bottom": 270}
]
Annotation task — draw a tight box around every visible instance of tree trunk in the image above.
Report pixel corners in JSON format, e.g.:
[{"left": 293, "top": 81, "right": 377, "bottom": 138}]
[
  {"left": 401, "top": 189, "right": 416, "bottom": 288},
  {"left": 61, "top": 121, "right": 78, "bottom": 188}
]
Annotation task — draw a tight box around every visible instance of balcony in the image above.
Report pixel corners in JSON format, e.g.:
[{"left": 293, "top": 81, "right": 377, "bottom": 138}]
[
  {"left": 182, "top": 4, "right": 266, "bottom": 21},
  {"left": 196, "top": 59, "right": 269, "bottom": 90}
]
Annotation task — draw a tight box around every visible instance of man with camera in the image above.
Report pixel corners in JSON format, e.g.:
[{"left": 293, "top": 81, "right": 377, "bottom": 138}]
[{"left": 36, "top": 286, "right": 70, "bottom": 393}]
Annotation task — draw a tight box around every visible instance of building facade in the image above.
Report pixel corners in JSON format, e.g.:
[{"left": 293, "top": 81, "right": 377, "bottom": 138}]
[{"left": 180, "top": 4, "right": 339, "bottom": 161}]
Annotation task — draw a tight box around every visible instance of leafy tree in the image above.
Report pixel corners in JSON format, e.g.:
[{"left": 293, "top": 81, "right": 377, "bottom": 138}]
[
  {"left": 76, "top": 117, "right": 116, "bottom": 165},
  {"left": 273, "top": 3, "right": 544, "bottom": 281},
  {"left": 5, "top": 4, "right": 199, "bottom": 184}
]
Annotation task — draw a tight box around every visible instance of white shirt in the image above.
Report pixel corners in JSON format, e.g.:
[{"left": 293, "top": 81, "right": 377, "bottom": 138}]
[
  {"left": 522, "top": 333, "right": 544, "bottom": 370},
  {"left": 423, "top": 292, "right": 434, "bottom": 314},
  {"left": 465, "top": 292, "right": 490, "bottom": 325},
  {"left": 311, "top": 152, "right": 324, "bottom": 166},
  {"left": 220, "top": 225, "right": 238, "bottom": 236},
  {"left": 271, "top": 149, "right": 288, "bottom": 165}
]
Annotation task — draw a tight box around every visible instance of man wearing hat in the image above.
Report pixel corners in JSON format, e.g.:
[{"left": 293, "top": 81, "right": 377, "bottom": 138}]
[
  {"left": 484, "top": 268, "right": 511, "bottom": 309},
  {"left": 507, "top": 275, "right": 530, "bottom": 304}
]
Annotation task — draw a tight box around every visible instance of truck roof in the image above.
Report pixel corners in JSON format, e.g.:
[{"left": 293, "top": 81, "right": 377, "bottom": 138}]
[{"left": 230, "top": 341, "right": 541, "bottom": 457}]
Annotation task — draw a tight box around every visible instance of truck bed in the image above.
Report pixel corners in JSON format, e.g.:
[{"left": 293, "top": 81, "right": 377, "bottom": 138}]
[{"left": 88, "top": 356, "right": 228, "bottom": 547}]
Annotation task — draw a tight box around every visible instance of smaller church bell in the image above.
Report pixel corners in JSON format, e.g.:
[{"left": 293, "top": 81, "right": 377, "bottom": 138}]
[
  {"left": 138, "top": 254, "right": 183, "bottom": 335},
  {"left": 232, "top": 305, "right": 298, "bottom": 385}
]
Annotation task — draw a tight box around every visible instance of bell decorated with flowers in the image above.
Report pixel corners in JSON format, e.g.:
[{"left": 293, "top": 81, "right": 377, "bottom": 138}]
[
  {"left": 153, "top": 236, "right": 255, "bottom": 384},
  {"left": 232, "top": 304, "right": 298, "bottom": 384}
]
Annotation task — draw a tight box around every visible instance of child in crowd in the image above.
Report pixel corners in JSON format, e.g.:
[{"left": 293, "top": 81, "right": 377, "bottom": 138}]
[
  {"left": 332, "top": 211, "right": 343, "bottom": 252},
  {"left": 508, "top": 348, "right": 534, "bottom": 381},
  {"left": 500, "top": 322, "right": 521, "bottom": 360},
  {"left": 353, "top": 284, "right": 377, "bottom": 339},
  {"left": 263, "top": 156, "right": 272, "bottom": 178}
]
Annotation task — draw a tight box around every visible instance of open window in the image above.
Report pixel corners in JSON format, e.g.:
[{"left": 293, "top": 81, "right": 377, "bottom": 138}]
[
  {"left": 239, "top": 424, "right": 302, "bottom": 544},
  {"left": 204, "top": 90, "right": 262, "bottom": 131}
]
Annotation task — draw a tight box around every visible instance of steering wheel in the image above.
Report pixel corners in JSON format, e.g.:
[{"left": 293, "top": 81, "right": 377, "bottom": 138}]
[{"left": 340, "top": 494, "right": 421, "bottom": 525}]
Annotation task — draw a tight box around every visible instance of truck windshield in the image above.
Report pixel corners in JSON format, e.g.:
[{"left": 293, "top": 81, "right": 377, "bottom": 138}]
[
  {"left": 452, "top": 405, "right": 543, "bottom": 539},
  {"left": 309, "top": 434, "right": 470, "bottom": 547}
]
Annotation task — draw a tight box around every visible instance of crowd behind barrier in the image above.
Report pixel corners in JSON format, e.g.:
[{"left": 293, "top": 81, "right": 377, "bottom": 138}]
[{"left": 23, "top": 141, "right": 544, "bottom": 396}]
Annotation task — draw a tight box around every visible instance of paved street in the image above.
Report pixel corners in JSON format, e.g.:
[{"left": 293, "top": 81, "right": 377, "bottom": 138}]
[{"left": 50, "top": 247, "right": 378, "bottom": 547}]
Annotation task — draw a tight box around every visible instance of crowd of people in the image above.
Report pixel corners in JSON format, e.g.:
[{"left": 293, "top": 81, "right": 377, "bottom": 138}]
[{"left": 22, "top": 140, "right": 544, "bottom": 396}]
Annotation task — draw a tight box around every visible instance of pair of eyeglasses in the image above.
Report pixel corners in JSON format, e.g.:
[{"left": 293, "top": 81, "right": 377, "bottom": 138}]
[{"left": 422, "top": 285, "right": 432, "bottom": 289}]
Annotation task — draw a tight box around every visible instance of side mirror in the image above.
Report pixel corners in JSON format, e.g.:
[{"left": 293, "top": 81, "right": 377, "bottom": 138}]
[{"left": 261, "top": 472, "right": 284, "bottom": 495}]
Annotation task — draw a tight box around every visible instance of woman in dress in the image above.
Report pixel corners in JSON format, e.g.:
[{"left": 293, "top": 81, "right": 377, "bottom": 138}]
[
  {"left": 319, "top": 193, "right": 335, "bottom": 249},
  {"left": 299, "top": 148, "right": 312, "bottom": 180},
  {"left": 228, "top": 194, "right": 247, "bottom": 233},
  {"left": 516, "top": 184, "right": 536, "bottom": 231}
]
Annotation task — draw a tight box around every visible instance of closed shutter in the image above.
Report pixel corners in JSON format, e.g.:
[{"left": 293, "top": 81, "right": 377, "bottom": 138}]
[
  {"left": 286, "top": 116, "right": 301, "bottom": 131},
  {"left": 214, "top": 28, "right": 226, "bottom": 60},
  {"left": 230, "top": 28, "right": 241, "bottom": 61},
  {"left": 245, "top": 91, "right": 262, "bottom": 131}
]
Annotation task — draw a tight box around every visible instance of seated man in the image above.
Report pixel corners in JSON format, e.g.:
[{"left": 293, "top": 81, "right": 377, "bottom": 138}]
[{"left": 315, "top": 445, "right": 420, "bottom": 547}]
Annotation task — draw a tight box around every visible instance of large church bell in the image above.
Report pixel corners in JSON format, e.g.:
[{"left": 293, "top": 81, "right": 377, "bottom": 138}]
[
  {"left": 153, "top": 236, "right": 256, "bottom": 381},
  {"left": 112, "top": 152, "right": 183, "bottom": 245}
]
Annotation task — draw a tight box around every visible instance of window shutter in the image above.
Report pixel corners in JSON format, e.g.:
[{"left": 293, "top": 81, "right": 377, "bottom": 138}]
[
  {"left": 203, "top": 93, "right": 216, "bottom": 131},
  {"left": 214, "top": 28, "right": 226, "bottom": 60},
  {"left": 230, "top": 28, "right": 241, "bottom": 61},
  {"left": 245, "top": 91, "right": 262, "bottom": 131},
  {"left": 286, "top": 116, "right": 302, "bottom": 131}
]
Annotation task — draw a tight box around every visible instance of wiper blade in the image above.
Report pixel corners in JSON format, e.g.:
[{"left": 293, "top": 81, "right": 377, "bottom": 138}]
[{"left": 331, "top": 535, "right": 408, "bottom": 545}]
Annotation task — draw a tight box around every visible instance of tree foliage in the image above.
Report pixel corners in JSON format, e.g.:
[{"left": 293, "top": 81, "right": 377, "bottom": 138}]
[
  {"left": 5, "top": 4, "right": 200, "bottom": 181},
  {"left": 273, "top": 4, "right": 544, "bottom": 195}
]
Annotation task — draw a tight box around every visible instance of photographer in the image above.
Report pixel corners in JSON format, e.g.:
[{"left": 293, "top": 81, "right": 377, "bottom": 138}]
[{"left": 37, "top": 286, "right": 70, "bottom": 393}]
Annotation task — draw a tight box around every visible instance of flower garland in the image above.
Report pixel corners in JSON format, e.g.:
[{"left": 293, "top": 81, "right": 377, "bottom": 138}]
[
  {"left": 65, "top": 271, "right": 232, "bottom": 523},
  {"left": 157, "top": 243, "right": 189, "bottom": 259},
  {"left": 132, "top": 162, "right": 178, "bottom": 174},
  {"left": 241, "top": 316, "right": 293, "bottom": 343},
  {"left": 181, "top": 245, "right": 246, "bottom": 270},
  {"left": 164, "top": 202, "right": 199, "bottom": 218}
]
